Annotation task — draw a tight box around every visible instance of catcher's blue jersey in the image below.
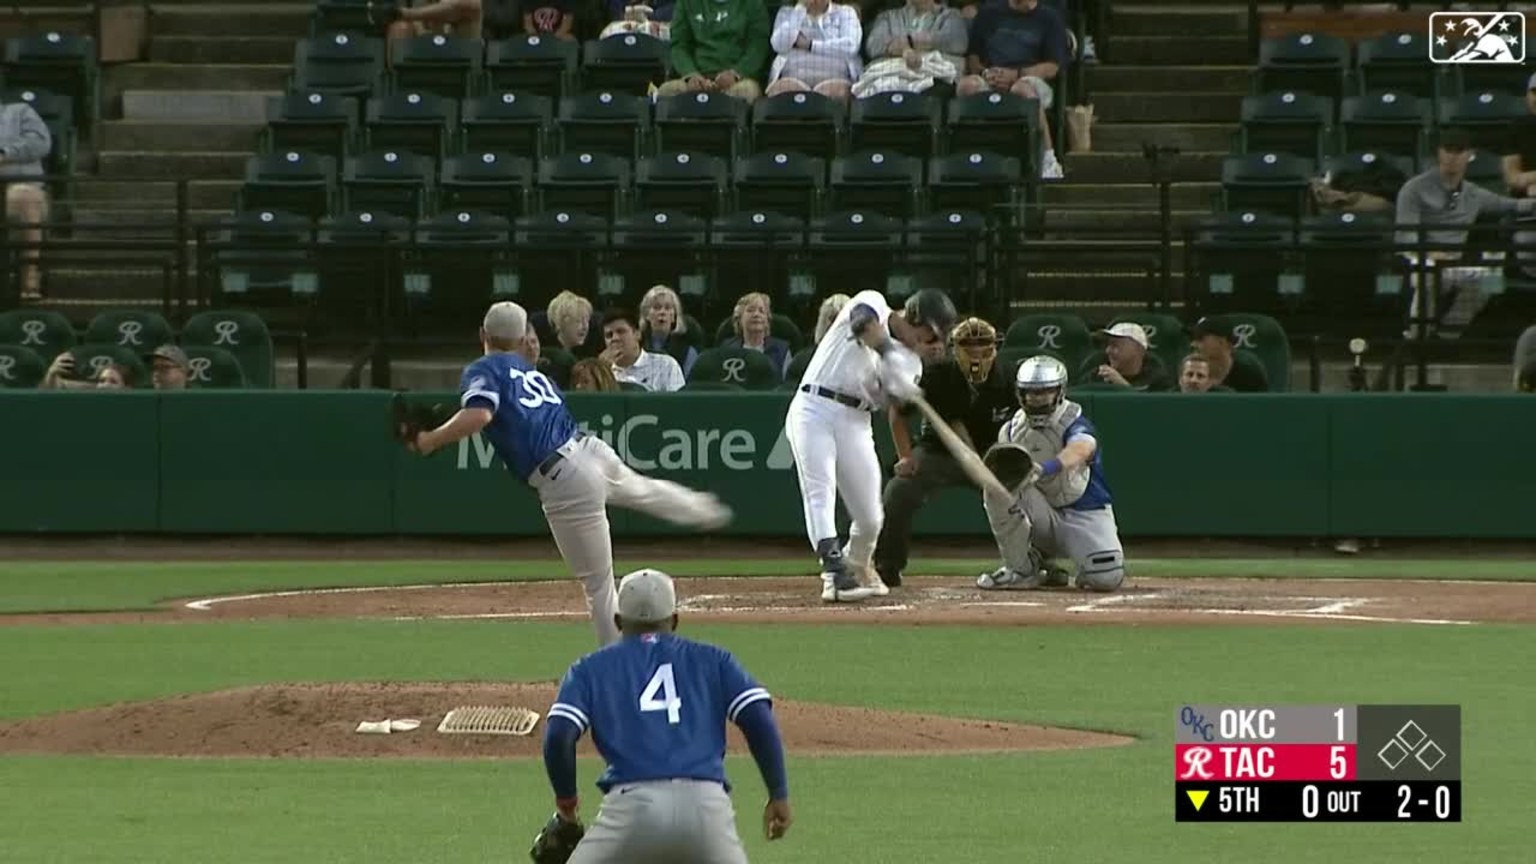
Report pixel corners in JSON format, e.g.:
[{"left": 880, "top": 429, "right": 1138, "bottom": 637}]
[
  {"left": 1064, "top": 416, "right": 1114, "bottom": 512},
  {"left": 460, "top": 352, "right": 578, "bottom": 482},
  {"left": 549, "top": 633, "right": 770, "bottom": 793}
]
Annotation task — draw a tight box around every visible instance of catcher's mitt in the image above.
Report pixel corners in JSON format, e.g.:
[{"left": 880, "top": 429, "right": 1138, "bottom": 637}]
[
  {"left": 390, "top": 392, "right": 451, "bottom": 449},
  {"left": 529, "top": 812, "right": 585, "bottom": 864},
  {"left": 983, "top": 442, "right": 1037, "bottom": 491}
]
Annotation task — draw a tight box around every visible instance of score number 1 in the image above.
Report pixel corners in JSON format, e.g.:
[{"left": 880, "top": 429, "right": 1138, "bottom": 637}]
[{"left": 1330, "top": 707, "right": 1348, "bottom": 779}]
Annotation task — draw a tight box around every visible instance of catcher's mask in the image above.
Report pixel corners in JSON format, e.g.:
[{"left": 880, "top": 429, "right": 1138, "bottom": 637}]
[
  {"left": 950, "top": 317, "right": 997, "bottom": 384},
  {"left": 1015, "top": 355, "right": 1068, "bottom": 428}
]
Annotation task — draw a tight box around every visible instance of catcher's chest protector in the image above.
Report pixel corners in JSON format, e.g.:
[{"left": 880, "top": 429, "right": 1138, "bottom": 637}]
[{"left": 1004, "top": 401, "right": 1090, "bottom": 508}]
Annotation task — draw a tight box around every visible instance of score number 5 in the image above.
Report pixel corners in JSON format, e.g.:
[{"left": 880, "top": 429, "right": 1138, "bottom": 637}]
[{"left": 1330, "top": 707, "right": 1348, "bottom": 779}]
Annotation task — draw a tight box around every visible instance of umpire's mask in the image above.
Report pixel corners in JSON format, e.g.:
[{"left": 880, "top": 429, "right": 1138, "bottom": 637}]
[{"left": 950, "top": 317, "right": 998, "bottom": 384}]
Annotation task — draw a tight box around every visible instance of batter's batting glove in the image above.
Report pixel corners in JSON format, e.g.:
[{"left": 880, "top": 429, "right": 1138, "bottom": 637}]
[{"left": 529, "top": 812, "right": 585, "bottom": 864}]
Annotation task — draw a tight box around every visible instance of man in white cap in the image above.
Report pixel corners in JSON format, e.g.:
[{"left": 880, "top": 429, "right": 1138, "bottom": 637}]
[
  {"left": 399, "top": 302, "right": 732, "bottom": 646},
  {"left": 538, "top": 568, "right": 793, "bottom": 863},
  {"left": 1079, "top": 322, "right": 1171, "bottom": 391}
]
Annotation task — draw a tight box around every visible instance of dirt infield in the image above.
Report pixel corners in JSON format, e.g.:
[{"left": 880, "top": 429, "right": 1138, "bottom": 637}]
[{"left": 0, "top": 682, "right": 1132, "bottom": 760}]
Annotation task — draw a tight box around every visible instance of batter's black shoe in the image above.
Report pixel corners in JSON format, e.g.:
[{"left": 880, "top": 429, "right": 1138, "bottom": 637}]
[{"left": 876, "top": 566, "right": 903, "bottom": 588}]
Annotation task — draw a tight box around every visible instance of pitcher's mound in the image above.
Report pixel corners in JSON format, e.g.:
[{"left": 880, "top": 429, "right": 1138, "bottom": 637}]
[{"left": 0, "top": 682, "right": 1131, "bottom": 759}]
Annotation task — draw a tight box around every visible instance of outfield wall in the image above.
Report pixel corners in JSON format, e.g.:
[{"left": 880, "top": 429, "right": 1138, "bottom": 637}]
[{"left": 3, "top": 391, "right": 1533, "bottom": 538}]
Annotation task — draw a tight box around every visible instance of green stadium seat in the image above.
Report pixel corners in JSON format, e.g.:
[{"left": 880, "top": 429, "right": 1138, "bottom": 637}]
[
  {"left": 184, "top": 345, "right": 249, "bottom": 389},
  {"left": 1298, "top": 211, "right": 1404, "bottom": 338},
  {"left": 619, "top": 379, "right": 650, "bottom": 392},
  {"left": 708, "top": 210, "right": 808, "bottom": 307},
  {"left": 538, "top": 152, "right": 630, "bottom": 219},
  {"left": 209, "top": 209, "right": 318, "bottom": 304},
  {"left": 945, "top": 91, "right": 1040, "bottom": 178},
  {"left": 1356, "top": 32, "right": 1439, "bottom": 101},
  {"left": 902, "top": 209, "right": 991, "bottom": 309},
  {"left": 265, "top": 91, "right": 356, "bottom": 166},
  {"left": 69, "top": 343, "right": 148, "bottom": 387},
  {"left": 849, "top": 90, "right": 940, "bottom": 163},
  {"left": 927, "top": 151, "right": 1023, "bottom": 225},
  {"left": 1321, "top": 151, "right": 1412, "bottom": 203},
  {"left": 606, "top": 210, "right": 710, "bottom": 301},
  {"left": 680, "top": 380, "right": 744, "bottom": 392},
  {"left": 513, "top": 210, "right": 613, "bottom": 309},
  {"left": 1239, "top": 91, "right": 1332, "bottom": 163},
  {"left": 316, "top": 210, "right": 412, "bottom": 324},
  {"left": 580, "top": 33, "right": 669, "bottom": 97},
  {"left": 1003, "top": 313, "right": 1093, "bottom": 379},
  {"left": 558, "top": 90, "right": 649, "bottom": 161},
  {"left": 1437, "top": 90, "right": 1527, "bottom": 154},
  {"left": 343, "top": 149, "right": 435, "bottom": 218},
  {"left": 688, "top": 346, "right": 781, "bottom": 390},
  {"left": 636, "top": 152, "right": 728, "bottom": 220},
  {"left": 829, "top": 150, "right": 923, "bottom": 220},
  {"left": 732, "top": 151, "right": 824, "bottom": 222},
  {"left": 1256, "top": 32, "right": 1350, "bottom": 108},
  {"left": 389, "top": 34, "right": 483, "bottom": 100},
  {"left": 751, "top": 91, "right": 844, "bottom": 164},
  {"left": 407, "top": 210, "right": 517, "bottom": 315},
  {"left": 3, "top": 31, "right": 99, "bottom": 133},
  {"left": 440, "top": 151, "right": 534, "bottom": 222},
  {"left": 0, "top": 309, "right": 76, "bottom": 364},
  {"left": 997, "top": 345, "right": 1035, "bottom": 381},
  {"left": 1108, "top": 312, "right": 1188, "bottom": 373},
  {"left": 0, "top": 343, "right": 46, "bottom": 388},
  {"left": 1220, "top": 152, "right": 1314, "bottom": 221},
  {"left": 290, "top": 33, "right": 385, "bottom": 98},
  {"left": 485, "top": 36, "right": 578, "bottom": 101},
  {"left": 182, "top": 310, "right": 276, "bottom": 389},
  {"left": 1451, "top": 57, "right": 1529, "bottom": 99},
  {"left": 239, "top": 150, "right": 337, "bottom": 223},
  {"left": 1341, "top": 92, "right": 1430, "bottom": 165},
  {"left": 712, "top": 313, "right": 805, "bottom": 353},
  {"left": 783, "top": 347, "right": 813, "bottom": 387},
  {"left": 1189, "top": 210, "right": 1295, "bottom": 318},
  {"left": 364, "top": 90, "right": 457, "bottom": 161},
  {"left": 463, "top": 91, "right": 552, "bottom": 161},
  {"left": 540, "top": 345, "right": 577, "bottom": 386},
  {"left": 84, "top": 310, "right": 174, "bottom": 354},
  {"left": 1201, "top": 312, "right": 1291, "bottom": 392},
  {"left": 654, "top": 92, "right": 747, "bottom": 161},
  {"left": 806, "top": 210, "right": 904, "bottom": 300},
  {"left": 311, "top": 0, "right": 380, "bottom": 36}
]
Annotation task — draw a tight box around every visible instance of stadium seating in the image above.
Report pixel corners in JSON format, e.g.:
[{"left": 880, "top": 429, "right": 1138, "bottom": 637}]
[
  {"left": 1109, "top": 312, "right": 1189, "bottom": 373},
  {"left": 580, "top": 33, "right": 668, "bottom": 97},
  {"left": 265, "top": 91, "right": 357, "bottom": 166},
  {"left": 84, "top": 310, "right": 174, "bottom": 353},
  {"left": 363, "top": 91, "right": 457, "bottom": 161},
  {"left": 69, "top": 343, "right": 148, "bottom": 385},
  {"left": 751, "top": 92, "right": 844, "bottom": 164},
  {"left": 946, "top": 92, "right": 1041, "bottom": 180},
  {"left": 239, "top": 151, "right": 337, "bottom": 222},
  {"left": 1297, "top": 211, "right": 1404, "bottom": 337},
  {"left": 654, "top": 92, "right": 748, "bottom": 162},
  {"left": 2, "top": 31, "right": 99, "bottom": 133},
  {"left": 1340, "top": 92, "right": 1430, "bottom": 165},
  {"left": 343, "top": 149, "right": 435, "bottom": 218},
  {"left": 849, "top": 91, "right": 941, "bottom": 164},
  {"left": 1200, "top": 312, "right": 1292, "bottom": 392},
  {"left": 389, "top": 34, "right": 482, "bottom": 100},
  {"left": 486, "top": 35, "right": 578, "bottom": 101},
  {"left": 0, "top": 343, "right": 46, "bottom": 388},
  {"left": 1256, "top": 32, "right": 1350, "bottom": 109},
  {"left": 209, "top": 209, "right": 318, "bottom": 303},
  {"left": 1219, "top": 152, "right": 1315, "bottom": 221},
  {"left": 1238, "top": 91, "right": 1333, "bottom": 163},
  {"left": 829, "top": 151, "right": 923, "bottom": 220},
  {"left": 538, "top": 151, "right": 630, "bottom": 219},
  {"left": 290, "top": 33, "right": 384, "bottom": 98},
  {"left": 927, "top": 152, "right": 1024, "bottom": 225},
  {"left": 1437, "top": 90, "right": 1527, "bottom": 153},
  {"left": 184, "top": 345, "right": 249, "bottom": 389},
  {"left": 1003, "top": 313, "right": 1093, "bottom": 378},
  {"left": 0, "top": 309, "right": 75, "bottom": 362},
  {"left": 558, "top": 90, "right": 649, "bottom": 160},
  {"left": 606, "top": 210, "right": 710, "bottom": 300},
  {"left": 688, "top": 346, "right": 780, "bottom": 390},
  {"left": 1355, "top": 32, "right": 1438, "bottom": 100},
  {"left": 712, "top": 313, "right": 806, "bottom": 353},
  {"left": 182, "top": 310, "right": 276, "bottom": 389},
  {"left": 1188, "top": 210, "right": 1296, "bottom": 318},
  {"left": 635, "top": 152, "right": 729, "bottom": 220},
  {"left": 406, "top": 210, "right": 516, "bottom": 315},
  {"left": 733, "top": 151, "right": 824, "bottom": 222},
  {"left": 316, "top": 209, "right": 413, "bottom": 320},
  {"left": 439, "top": 151, "right": 534, "bottom": 221},
  {"left": 462, "top": 91, "right": 552, "bottom": 160},
  {"left": 804, "top": 211, "right": 905, "bottom": 301},
  {"left": 783, "top": 348, "right": 812, "bottom": 386}
]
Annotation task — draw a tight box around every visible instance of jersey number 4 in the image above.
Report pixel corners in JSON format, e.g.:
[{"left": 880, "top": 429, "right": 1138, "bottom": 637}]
[
  {"left": 507, "top": 369, "right": 563, "bottom": 409},
  {"left": 639, "top": 663, "right": 683, "bottom": 725}
]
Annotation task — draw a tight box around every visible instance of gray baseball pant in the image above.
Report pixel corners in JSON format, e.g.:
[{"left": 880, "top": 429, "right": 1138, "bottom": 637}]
[{"left": 567, "top": 779, "right": 749, "bottom": 864}]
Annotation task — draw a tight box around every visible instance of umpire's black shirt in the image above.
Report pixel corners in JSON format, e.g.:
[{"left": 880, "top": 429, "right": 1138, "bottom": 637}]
[{"left": 913, "top": 359, "right": 1016, "bottom": 450}]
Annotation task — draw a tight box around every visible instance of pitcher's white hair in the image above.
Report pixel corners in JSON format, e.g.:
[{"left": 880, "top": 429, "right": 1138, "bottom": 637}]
[
  {"left": 483, "top": 301, "right": 528, "bottom": 346},
  {"left": 814, "top": 293, "right": 852, "bottom": 344}
]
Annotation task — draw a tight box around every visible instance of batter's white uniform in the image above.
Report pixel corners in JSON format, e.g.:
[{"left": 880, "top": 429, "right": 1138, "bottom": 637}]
[{"left": 784, "top": 290, "right": 905, "bottom": 583}]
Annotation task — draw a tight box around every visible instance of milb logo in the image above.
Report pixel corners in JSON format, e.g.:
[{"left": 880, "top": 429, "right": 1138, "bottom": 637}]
[{"left": 1429, "top": 12, "right": 1525, "bottom": 64}]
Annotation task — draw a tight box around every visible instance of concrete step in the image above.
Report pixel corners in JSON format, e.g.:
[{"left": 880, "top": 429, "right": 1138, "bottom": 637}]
[
  {"left": 1085, "top": 65, "right": 1251, "bottom": 94},
  {"left": 1109, "top": 35, "right": 1250, "bottom": 66},
  {"left": 149, "top": 3, "right": 312, "bottom": 38},
  {"left": 1091, "top": 122, "right": 1238, "bottom": 153},
  {"left": 70, "top": 208, "right": 231, "bottom": 238},
  {"left": 107, "top": 63, "right": 289, "bottom": 110},
  {"left": 1108, "top": 5, "right": 1248, "bottom": 38},
  {"left": 121, "top": 90, "right": 279, "bottom": 123},
  {"left": 149, "top": 35, "right": 296, "bottom": 65},
  {"left": 70, "top": 179, "right": 242, "bottom": 210},
  {"left": 1060, "top": 150, "right": 1224, "bottom": 184},
  {"left": 101, "top": 121, "right": 264, "bottom": 153},
  {"left": 1039, "top": 208, "right": 1208, "bottom": 233},
  {"left": 42, "top": 268, "right": 173, "bottom": 303},
  {"left": 97, "top": 150, "right": 249, "bottom": 180},
  {"left": 1014, "top": 272, "right": 1171, "bottom": 304},
  {"left": 1092, "top": 92, "right": 1244, "bottom": 124},
  {"left": 1043, "top": 181, "right": 1219, "bottom": 211}
]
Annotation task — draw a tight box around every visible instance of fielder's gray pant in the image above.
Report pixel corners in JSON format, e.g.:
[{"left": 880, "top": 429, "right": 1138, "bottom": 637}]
[
  {"left": 983, "top": 485, "right": 1126, "bottom": 592},
  {"left": 873, "top": 444, "right": 970, "bottom": 575},
  {"left": 568, "top": 779, "right": 749, "bottom": 864}
]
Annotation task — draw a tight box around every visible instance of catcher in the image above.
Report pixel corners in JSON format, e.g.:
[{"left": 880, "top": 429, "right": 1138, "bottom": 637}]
[
  {"left": 872, "top": 317, "right": 1015, "bottom": 587},
  {"left": 976, "top": 355, "right": 1126, "bottom": 592}
]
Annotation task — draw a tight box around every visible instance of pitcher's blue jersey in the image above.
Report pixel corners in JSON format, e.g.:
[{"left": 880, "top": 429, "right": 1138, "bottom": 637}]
[
  {"left": 1064, "top": 415, "right": 1114, "bottom": 512},
  {"left": 548, "top": 633, "right": 770, "bottom": 793},
  {"left": 460, "top": 352, "right": 578, "bottom": 482}
]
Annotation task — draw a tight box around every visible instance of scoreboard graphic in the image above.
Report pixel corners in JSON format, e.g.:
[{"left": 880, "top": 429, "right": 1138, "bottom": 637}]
[{"left": 1174, "top": 704, "right": 1461, "bottom": 822}]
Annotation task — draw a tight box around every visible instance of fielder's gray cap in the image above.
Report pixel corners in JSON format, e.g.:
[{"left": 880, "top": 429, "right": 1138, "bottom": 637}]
[
  {"left": 482, "top": 301, "right": 529, "bottom": 342},
  {"left": 144, "top": 344, "right": 189, "bottom": 369},
  {"left": 617, "top": 568, "right": 677, "bottom": 622}
]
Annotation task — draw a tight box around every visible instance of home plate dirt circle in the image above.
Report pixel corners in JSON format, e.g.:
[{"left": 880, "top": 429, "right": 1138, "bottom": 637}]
[{"left": 167, "top": 576, "right": 1536, "bottom": 627}]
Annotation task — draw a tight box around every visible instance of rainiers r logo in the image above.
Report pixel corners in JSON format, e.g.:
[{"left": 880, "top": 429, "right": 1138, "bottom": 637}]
[
  {"left": 1180, "top": 747, "right": 1215, "bottom": 780},
  {"left": 1429, "top": 12, "right": 1525, "bottom": 64}
]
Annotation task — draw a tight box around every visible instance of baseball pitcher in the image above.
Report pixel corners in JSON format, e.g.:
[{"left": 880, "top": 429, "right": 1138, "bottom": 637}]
[
  {"left": 784, "top": 288, "right": 957, "bottom": 602},
  {"left": 396, "top": 302, "right": 732, "bottom": 645},
  {"left": 534, "top": 568, "right": 792, "bottom": 864},
  {"left": 976, "top": 355, "right": 1126, "bottom": 592}
]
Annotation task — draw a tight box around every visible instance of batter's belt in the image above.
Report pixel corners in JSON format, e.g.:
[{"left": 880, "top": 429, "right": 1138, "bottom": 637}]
[{"left": 799, "top": 383, "right": 873, "bottom": 412}]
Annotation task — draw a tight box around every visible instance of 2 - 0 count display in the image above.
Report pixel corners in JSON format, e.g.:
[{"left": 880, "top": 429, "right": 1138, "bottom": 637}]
[{"left": 1174, "top": 781, "right": 1461, "bottom": 822}]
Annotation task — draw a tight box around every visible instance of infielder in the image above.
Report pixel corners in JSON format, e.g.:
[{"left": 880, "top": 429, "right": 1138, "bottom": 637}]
[
  {"left": 399, "top": 302, "right": 732, "bottom": 645},
  {"left": 976, "top": 355, "right": 1126, "bottom": 592},
  {"left": 785, "top": 288, "right": 957, "bottom": 602},
  {"left": 534, "top": 568, "right": 792, "bottom": 864}
]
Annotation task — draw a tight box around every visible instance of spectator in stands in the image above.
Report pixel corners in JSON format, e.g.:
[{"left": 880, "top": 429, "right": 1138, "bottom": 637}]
[
  {"left": 656, "top": 0, "right": 770, "bottom": 103},
  {"left": 853, "top": 0, "right": 967, "bottom": 98},
  {"left": 1079, "top": 323, "right": 1171, "bottom": 391},
  {"left": 956, "top": 0, "right": 1069, "bottom": 180},
  {"left": 144, "top": 345, "right": 190, "bottom": 391},
  {"left": 1396, "top": 128, "right": 1536, "bottom": 338},
  {"left": 600, "top": 0, "right": 676, "bottom": 39},
  {"left": 380, "top": 0, "right": 483, "bottom": 42},
  {"left": 813, "top": 292, "right": 851, "bottom": 344},
  {"left": 1, "top": 97, "right": 53, "bottom": 301},
  {"left": 1502, "top": 72, "right": 1536, "bottom": 198},
  {"left": 1190, "top": 318, "right": 1268, "bottom": 393},
  {"left": 569, "top": 357, "right": 620, "bottom": 391},
  {"left": 602, "top": 307, "right": 685, "bottom": 391},
  {"left": 1516, "top": 324, "right": 1536, "bottom": 391},
  {"left": 639, "top": 284, "right": 699, "bottom": 374},
  {"left": 765, "top": 0, "right": 863, "bottom": 102},
  {"left": 521, "top": 0, "right": 578, "bottom": 37},
  {"left": 1176, "top": 353, "right": 1231, "bottom": 394},
  {"left": 719, "top": 291, "right": 790, "bottom": 378},
  {"left": 41, "top": 354, "right": 133, "bottom": 390},
  {"left": 95, "top": 364, "right": 130, "bottom": 389},
  {"left": 537, "top": 290, "right": 603, "bottom": 359}
]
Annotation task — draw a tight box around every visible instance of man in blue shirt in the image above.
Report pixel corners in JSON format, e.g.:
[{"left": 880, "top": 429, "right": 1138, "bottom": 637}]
[
  {"left": 402, "top": 302, "right": 733, "bottom": 645},
  {"left": 955, "top": 0, "right": 1070, "bottom": 180},
  {"left": 541, "top": 568, "right": 793, "bottom": 862}
]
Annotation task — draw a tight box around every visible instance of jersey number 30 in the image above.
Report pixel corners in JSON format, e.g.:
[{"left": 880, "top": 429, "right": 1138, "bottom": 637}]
[
  {"left": 508, "top": 369, "right": 563, "bottom": 409},
  {"left": 640, "top": 664, "right": 683, "bottom": 725}
]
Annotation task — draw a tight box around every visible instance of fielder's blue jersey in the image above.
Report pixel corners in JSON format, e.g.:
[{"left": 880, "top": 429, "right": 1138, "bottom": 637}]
[
  {"left": 548, "top": 633, "right": 771, "bottom": 793},
  {"left": 460, "top": 352, "right": 579, "bottom": 482},
  {"left": 1063, "top": 415, "right": 1114, "bottom": 511}
]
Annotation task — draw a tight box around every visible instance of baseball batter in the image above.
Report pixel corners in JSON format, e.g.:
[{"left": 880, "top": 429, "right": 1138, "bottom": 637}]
[
  {"left": 785, "top": 288, "right": 957, "bottom": 602},
  {"left": 537, "top": 568, "right": 792, "bottom": 863},
  {"left": 402, "top": 302, "right": 732, "bottom": 645},
  {"left": 977, "top": 355, "right": 1126, "bottom": 592}
]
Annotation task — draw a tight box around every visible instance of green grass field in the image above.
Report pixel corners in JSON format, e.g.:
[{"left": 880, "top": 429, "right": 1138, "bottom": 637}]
[{"left": 1, "top": 558, "right": 1531, "bottom": 863}]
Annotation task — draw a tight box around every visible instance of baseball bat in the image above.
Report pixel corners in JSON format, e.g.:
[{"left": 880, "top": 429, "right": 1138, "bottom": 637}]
[{"left": 908, "top": 394, "right": 1016, "bottom": 501}]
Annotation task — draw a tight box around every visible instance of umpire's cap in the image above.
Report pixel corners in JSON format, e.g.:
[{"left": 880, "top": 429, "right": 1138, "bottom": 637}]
[
  {"left": 617, "top": 569, "right": 677, "bottom": 622},
  {"left": 903, "top": 289, "right": 958, "bottom": 342}
]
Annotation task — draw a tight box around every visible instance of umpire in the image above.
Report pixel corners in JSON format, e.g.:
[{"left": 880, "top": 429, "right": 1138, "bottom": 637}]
[{"left": 873, "top": 317, "right": 1015, "bottom": 587}]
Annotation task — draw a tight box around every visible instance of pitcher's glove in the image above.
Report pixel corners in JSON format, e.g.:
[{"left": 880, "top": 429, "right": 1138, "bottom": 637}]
[
  {"left": 391, "top": 392, "right": 450, "bottom": 450},
  {"left": 983, "top": 442, "right": 1037, "bottom": 491},
  {"left": 529, "top": 812, "right": 585, "bottom": 864}
]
